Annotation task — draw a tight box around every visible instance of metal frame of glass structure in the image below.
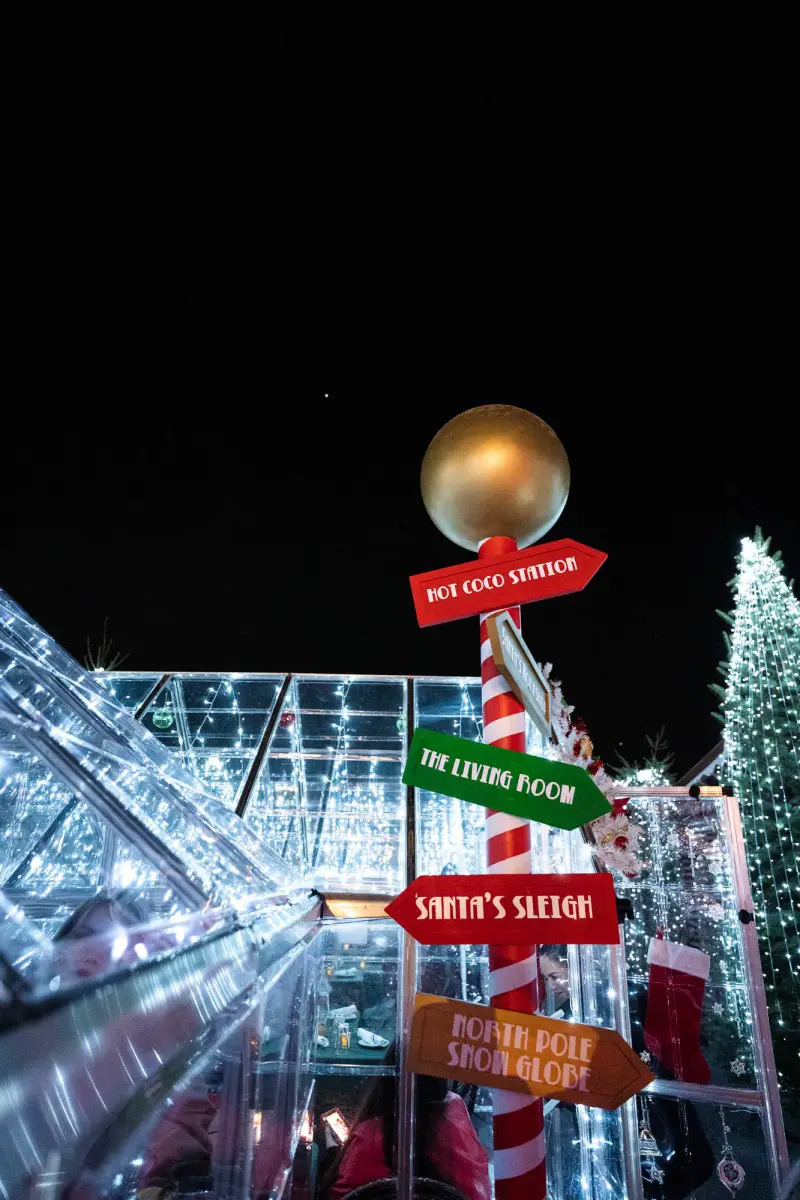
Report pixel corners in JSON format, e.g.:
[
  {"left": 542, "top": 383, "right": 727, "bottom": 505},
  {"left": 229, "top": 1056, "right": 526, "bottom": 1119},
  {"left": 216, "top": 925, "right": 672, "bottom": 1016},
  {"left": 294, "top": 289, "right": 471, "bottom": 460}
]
[{"left": 612, "top": 786, "right": 789, "bottom": 1195}]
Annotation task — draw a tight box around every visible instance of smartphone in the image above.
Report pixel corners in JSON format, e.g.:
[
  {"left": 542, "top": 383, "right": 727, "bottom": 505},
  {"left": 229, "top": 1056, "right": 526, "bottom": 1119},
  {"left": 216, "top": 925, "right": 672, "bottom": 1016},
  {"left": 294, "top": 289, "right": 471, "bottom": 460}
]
[{"left": 321, "top": 1108, "right": 350, "bottom": 1145}]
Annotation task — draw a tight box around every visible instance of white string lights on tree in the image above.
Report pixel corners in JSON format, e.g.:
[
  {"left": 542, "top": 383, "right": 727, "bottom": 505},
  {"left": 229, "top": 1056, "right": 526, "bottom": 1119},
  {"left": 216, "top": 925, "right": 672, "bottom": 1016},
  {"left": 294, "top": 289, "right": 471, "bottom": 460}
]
[{"left": 713, "top": 531, "right": 800, "bottom": 1091}]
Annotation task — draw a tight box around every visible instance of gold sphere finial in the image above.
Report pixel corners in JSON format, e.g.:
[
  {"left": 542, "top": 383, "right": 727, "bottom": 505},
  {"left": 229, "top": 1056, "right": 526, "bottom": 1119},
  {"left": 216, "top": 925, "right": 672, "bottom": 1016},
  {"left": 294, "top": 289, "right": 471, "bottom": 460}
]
[{"left": 420, "top": 405, "right": 570, "bottom": 551}]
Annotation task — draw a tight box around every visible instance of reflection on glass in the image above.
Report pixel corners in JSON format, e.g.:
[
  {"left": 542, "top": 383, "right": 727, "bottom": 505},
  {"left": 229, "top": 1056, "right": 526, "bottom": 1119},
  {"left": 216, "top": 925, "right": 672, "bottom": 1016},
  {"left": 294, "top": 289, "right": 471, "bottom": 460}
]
[
  {"left": 141, "top": 674, "right": 284, "bottom": 809},
  {"left": 44, "top": 935, "right": 313, "bottom": 1200},
  {"left": 313, "top": 922, "right": 399, "bottom": 1067},
  {"left": 633, "top": 1095, "right": 770, "bottom": 1194},
  {"left": 94, "top": 672, "right": 162, "bottom": 713},
  {"left": 247, "top": 678, "right": 407, "bottom": 893},
  {"left": 415, "top": 678, "right": 486, "bottom": 876},
  {"left": 617, "top": 794, "right": 756, "bottom": 1089}
]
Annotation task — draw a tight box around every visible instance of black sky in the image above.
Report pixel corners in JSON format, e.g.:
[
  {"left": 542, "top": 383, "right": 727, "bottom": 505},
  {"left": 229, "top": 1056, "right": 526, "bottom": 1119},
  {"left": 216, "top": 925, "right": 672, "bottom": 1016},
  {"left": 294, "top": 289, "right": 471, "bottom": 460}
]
[{"left": 2, "top": 8, "right": 796, "bottom": 776}]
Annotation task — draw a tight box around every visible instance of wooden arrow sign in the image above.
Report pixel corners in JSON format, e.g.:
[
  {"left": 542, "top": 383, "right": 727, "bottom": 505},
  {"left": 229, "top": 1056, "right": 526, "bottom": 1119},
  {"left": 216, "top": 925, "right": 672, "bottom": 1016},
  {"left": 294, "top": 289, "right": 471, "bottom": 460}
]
[
  {"left": 485, "top": 611, "right": 551, "bottom": 737},
  {"left": 402, "top": 728, "right": 611, "bottom": 831},
  {"left": 409, "top": 538, "right": 607, "bottom": 628},
  {"left": 386, "top": 874, "right": 619, "bottom": 946},
  {"left": 407, "top": 994, "right": 653, "bottom": 1110}
]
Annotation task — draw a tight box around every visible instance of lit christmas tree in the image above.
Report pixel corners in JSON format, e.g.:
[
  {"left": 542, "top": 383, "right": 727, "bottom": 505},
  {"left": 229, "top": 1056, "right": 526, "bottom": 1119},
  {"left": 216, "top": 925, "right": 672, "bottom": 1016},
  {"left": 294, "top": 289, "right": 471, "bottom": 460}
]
[{"left": 712, "top": 530, "right": 800, "bottom": 1107}]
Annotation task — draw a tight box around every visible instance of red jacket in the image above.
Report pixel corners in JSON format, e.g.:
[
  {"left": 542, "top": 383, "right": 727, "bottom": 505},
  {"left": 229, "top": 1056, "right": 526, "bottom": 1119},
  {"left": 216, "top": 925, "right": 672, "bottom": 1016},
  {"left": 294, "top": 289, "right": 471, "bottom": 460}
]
[
  {"left": 331, "top": 1093, "right": 490, "bottom": 1200},
  {"left": 138, "top": 1091, "right": 285, "bottom": 1195}
]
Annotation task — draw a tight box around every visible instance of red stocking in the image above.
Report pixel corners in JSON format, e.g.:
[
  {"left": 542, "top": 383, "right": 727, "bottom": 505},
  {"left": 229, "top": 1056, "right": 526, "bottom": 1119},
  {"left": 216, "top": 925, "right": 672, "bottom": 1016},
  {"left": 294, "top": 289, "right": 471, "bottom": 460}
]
[{"left": 644, "top": 935, "right": 711, "bottom": 1085}]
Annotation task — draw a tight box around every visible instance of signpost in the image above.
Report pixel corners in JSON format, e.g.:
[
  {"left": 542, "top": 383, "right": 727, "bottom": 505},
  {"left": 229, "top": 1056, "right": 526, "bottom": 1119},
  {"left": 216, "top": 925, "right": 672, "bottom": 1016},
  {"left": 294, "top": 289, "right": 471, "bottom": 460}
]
[
  {"left": 409, "top": 537, "right": 607, "bottom": 628},
  {"left": 412, "top": 407, "right": 613, "bottom": 1200},
  {"left": 386, "top": 873, "right": 620, "bottom": 945},
  {"left": 402, "top": 727, "right": 611, "bottom": 831},
  {"left": 407, "top": 994, "right": 654, "bottom": 1110},
  {"left": 485, "top": 612, "right": 550, "bottom": 737}
]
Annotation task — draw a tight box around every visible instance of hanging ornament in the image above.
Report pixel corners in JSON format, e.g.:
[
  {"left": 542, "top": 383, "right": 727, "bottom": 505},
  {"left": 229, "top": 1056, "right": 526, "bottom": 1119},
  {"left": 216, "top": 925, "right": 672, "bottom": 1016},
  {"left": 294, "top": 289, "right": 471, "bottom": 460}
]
[
  {"left": 638, "top": 1097, "right": 664, "bottom": 1184},
  {"left": 591, "top": 810, "right": 645, "bottom": 877},
  {"left": 601, "top": 817, "right": 629, "bottom": 847},
  {"left": 716, "top": 1109, "right": 746, "bottom": 1194},
  {"left": 279, "top": 711, "right": 296, "bottom": 728},
  {"left": 151, "top": 707, "right": 174, "bottom": 731},
  {"left": 396, "top": 715, "right": 407, "bottom": 733}
]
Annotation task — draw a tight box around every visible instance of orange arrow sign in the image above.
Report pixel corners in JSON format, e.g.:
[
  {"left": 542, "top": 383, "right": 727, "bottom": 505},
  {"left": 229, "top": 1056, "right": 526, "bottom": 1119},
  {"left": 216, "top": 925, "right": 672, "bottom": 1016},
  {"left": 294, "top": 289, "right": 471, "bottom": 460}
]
[{"left": 407, "top": 994, "right": 653, "bottom": 1110}]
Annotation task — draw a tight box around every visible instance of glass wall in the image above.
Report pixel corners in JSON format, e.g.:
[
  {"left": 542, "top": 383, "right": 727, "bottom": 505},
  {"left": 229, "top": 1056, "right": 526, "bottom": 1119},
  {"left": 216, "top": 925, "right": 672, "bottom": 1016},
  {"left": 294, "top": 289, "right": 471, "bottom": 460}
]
[
  {"left": 0, "top": 590, "right": 790, "bottom": 1199},
  {"left": 0, "top": 594, "right": 311, "bottom": 1007},
  {"left": 139, "top": 673, "right": 285, "bottom": 809},
  {"left": 611, "top": 788, "right": 787, "bottom": 1195},
  {"left": 245, "top": 676, "right": 407, "bottom": 895},
  {"left": 94, "top": 671, "right": 162, "bottom": 713}
]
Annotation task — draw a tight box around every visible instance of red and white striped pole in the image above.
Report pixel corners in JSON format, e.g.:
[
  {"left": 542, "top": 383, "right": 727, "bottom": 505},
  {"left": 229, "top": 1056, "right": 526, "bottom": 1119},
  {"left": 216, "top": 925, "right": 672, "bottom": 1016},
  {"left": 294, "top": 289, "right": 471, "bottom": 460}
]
[{"left": 479, "top": 535, "right": 546, "bottom": 1200}]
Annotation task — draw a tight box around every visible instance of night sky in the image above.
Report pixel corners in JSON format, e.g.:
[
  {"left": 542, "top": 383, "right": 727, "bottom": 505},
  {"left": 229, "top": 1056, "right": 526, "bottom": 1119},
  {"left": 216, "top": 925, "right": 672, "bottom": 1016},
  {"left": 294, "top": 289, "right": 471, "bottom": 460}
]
[{"left": 3, "top": 9, "right": 794, "bottom": 777}]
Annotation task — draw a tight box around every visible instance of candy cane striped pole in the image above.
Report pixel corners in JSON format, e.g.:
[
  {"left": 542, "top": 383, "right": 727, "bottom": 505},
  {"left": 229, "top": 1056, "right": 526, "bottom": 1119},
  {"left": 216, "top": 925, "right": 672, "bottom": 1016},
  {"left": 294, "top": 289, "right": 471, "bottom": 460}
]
[{"left": 479, "top": 535, "right": 546, "bottom": 1200}]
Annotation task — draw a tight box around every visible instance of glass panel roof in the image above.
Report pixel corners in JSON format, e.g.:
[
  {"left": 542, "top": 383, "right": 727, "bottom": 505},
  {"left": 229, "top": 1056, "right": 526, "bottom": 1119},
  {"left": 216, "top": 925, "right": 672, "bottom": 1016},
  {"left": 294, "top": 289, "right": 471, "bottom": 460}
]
[
  {"left": 0, "top": 593, "right": 306, "bottom": 997},
  {"left": 245, "top": 676, "right": 407, "bottom": 894},
  {"left": 0, "top": 721, "right": 199, "bottom": 996},
  {"left": 0, "top": 747, "right": 71, "bottom": 885},
  {"left": 1, "top": 745, "right": 194, "bottom": 923},
  {"left": 3, "top": 589, "right": 543, "bottom": 927},
  {"left": 94, "top": 672, "right": 162, "bottom": 713},
  {"left": 0, "top": 595, "right": 284, "bottom": 815},
  {"left": 139, "top": 673, "right": 284, "bottom": 809}
]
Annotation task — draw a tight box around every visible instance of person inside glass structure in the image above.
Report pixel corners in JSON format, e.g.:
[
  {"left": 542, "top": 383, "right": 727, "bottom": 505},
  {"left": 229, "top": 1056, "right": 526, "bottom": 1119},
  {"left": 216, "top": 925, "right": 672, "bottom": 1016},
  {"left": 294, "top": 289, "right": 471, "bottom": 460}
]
[
  {"left": 538, "top": 944, "right": 716, "bottom": 1199},
  {"left": 320, "top": 1045, "right": 490, "bottom": 1200}
]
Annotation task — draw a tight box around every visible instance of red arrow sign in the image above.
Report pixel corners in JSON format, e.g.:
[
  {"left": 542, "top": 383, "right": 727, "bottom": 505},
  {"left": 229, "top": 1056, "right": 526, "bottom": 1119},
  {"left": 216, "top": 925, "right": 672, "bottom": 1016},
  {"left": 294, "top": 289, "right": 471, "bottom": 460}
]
[
  {"left": 386, "top": 874, "right": 619, "bottom": 945},
  {"left": 409, "top": 538, "right": 607, "bottom": 628}
]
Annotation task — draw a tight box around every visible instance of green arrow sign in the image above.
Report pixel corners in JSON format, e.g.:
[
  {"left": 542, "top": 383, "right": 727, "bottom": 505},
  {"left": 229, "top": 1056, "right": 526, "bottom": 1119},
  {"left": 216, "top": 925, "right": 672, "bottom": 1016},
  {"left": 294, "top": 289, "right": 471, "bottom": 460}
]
[{"left": 403, "top": 728, "right": 611, "bottom": 831}]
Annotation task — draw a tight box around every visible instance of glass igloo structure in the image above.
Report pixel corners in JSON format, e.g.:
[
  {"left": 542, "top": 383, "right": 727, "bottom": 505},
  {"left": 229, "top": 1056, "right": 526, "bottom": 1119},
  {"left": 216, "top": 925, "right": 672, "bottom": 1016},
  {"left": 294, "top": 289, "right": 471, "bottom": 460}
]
[{"left": 0, "top": 591, "right": 790, "bottom": 1199}]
